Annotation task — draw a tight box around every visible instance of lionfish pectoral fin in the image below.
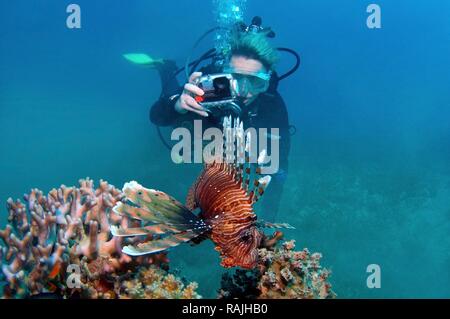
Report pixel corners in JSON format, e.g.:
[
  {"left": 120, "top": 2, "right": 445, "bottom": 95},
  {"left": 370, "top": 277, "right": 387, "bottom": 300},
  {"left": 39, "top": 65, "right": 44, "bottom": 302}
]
[
  {"left": 257, "top": 221, "right": 295, "bottom": 229},
  {"left": 121, "top": 231, "right": 202, "bottom": 256},
  {"left": 112, "top": 201, "right": 155, "bottom": 221},
  {"left": 110, "top": 224, "right": 182, "bottom": 237}
]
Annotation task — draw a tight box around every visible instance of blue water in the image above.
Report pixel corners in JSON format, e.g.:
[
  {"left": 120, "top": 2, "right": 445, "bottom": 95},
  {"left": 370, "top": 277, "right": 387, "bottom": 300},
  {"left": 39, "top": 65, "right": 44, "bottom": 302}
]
[{"left": 1, "top": 0, "right": 449, "bottom": 298}]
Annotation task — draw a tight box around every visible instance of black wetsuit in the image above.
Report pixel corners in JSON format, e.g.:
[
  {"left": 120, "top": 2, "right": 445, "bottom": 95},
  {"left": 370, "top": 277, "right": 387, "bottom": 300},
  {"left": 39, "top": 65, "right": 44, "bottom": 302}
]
[{"left": 150, "top": 61, "right": 291, "bottom": 222}]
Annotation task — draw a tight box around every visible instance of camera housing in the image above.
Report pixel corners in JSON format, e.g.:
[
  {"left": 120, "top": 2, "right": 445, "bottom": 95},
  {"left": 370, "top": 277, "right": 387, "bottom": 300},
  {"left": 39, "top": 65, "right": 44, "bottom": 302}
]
[{"left": 194, "top": 73, "right": 237, "bottom": 108}]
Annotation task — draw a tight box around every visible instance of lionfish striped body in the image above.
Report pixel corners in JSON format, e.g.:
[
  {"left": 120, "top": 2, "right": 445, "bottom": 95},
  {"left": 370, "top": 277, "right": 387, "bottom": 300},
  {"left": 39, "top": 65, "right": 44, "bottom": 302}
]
[
  {"left": 111, "top": 117, "right": 292, "bottom": 269},
  {"left": 186, "top": 160, "right": 267, "bottom": 269}
]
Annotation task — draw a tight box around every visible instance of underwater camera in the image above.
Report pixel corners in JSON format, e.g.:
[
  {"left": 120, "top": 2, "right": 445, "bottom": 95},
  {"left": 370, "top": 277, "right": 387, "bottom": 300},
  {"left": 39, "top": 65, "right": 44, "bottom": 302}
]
[{"left": 193, "top": 73, "right": 242, "bottom": 116}]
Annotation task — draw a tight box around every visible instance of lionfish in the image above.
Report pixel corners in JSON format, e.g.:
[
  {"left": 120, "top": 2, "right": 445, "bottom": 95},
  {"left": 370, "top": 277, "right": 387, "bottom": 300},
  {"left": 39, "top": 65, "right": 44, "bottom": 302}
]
[{"left": 111, "top": 117, "right": 293, "bottom": 269}]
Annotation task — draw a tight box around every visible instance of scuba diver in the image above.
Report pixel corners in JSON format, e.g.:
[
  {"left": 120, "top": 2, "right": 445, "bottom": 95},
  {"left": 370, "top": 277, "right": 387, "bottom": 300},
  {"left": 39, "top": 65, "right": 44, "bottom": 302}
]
[{"left": 139, "top": 17, "right": 299, "bottom": 222}]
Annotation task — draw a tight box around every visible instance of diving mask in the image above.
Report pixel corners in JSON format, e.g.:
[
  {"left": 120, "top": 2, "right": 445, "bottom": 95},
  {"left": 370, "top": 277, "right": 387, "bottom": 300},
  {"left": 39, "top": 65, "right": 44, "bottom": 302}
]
[{"left": 223, "top": 67, "right": 272, "bottom": 96}]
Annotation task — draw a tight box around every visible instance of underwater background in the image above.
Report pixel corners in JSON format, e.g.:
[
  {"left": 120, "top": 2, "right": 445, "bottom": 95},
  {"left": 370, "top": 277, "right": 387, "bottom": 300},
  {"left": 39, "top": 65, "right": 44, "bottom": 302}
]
[{"left": 0, "top": 0, "right": 449, "bottom": 298}]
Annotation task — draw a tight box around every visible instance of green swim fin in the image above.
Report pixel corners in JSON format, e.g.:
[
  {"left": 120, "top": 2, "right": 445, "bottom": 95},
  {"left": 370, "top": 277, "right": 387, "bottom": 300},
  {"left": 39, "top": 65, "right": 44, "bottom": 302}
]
[{"left": 123, "top": 53, "right": 164, "bottom": 67}]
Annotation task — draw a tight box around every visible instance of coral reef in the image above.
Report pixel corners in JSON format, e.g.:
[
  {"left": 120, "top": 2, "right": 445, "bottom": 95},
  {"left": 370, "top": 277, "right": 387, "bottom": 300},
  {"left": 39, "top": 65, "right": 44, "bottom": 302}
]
[
  {"left": 120, "top": 266, "right": 201, "bottom": 299},
  {"left": 218, "top": 239, "right": 335, "bottom": 299},
  {"left": 0, "top": 178, "right": 193, "bottom": 299},
  {"left": 0, "top": 177, "right": 331, "bottom": 299}
]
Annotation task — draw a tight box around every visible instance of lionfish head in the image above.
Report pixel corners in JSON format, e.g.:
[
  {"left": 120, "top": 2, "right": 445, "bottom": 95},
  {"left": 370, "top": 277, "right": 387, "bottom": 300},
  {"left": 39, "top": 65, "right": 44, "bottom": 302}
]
[{"left": 220, "top": 226, "right": 263, "bottom": 269}]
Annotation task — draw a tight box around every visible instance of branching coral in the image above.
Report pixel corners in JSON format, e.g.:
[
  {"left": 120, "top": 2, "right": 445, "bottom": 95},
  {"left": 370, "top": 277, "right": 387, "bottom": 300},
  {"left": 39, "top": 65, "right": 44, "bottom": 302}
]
[
  {"left": 0, "top": 178, "right": 171, "bottom": 299},
  {"left": 258, "top": 240, "right": 334, "bottom": 298},
  {"left": 0, "top": 178, "right": 332, "bottom": 300},
  {"left": 120, "top": 266, "right": 201, "bottom": 299},
  {"left": 219, "top": 239, "right": 335, "bottom": 299}
]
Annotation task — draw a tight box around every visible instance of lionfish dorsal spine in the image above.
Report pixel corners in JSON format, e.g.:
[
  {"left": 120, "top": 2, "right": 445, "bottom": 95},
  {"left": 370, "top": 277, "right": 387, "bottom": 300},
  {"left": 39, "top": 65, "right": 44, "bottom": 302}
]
[{"left": 221, "top": 116, "right": 272, "bottom": 204}]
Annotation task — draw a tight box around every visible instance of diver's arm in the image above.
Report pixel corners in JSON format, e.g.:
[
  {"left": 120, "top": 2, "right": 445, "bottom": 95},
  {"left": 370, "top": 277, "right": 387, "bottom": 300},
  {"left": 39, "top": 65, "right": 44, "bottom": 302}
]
[
  {"left": 149, "top": 60, "right": 185, "bottom": 127},
  {"left": 150, "top": 66, "right": 209, "bottom": 126},
  {"left": 278, "top": 99, "right": 291, "bottom": 174},
  {"left": 263, "top": 93, "right": 291, "bottom": 173},
  {"left": 258, "top": 93, "right": 290, "bottom": 222},
  {"left": 149, "top": 92, "right": 183, "bottom": 126}
]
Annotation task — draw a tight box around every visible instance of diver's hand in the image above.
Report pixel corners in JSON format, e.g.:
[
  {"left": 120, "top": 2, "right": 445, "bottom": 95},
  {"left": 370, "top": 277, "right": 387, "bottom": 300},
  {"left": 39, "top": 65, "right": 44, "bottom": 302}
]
[{"left": 174, "top": 72, "right": 208, "bottom": 117}]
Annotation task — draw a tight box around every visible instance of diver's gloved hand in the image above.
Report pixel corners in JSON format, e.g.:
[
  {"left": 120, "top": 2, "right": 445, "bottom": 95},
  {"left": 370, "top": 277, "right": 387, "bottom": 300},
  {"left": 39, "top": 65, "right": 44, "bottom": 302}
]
[{"left": 174, "top": 72, "right": 209, "bottom": 117}]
